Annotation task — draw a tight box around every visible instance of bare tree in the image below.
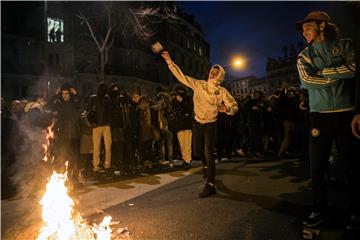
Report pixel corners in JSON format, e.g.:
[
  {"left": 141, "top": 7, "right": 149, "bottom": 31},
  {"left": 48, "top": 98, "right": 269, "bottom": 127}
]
[
  {"left": 75, "top": 2, "right": 179, "bottom": 82},
  {"left": 77, "top": 4, "right": 114, "bottom": 82}
]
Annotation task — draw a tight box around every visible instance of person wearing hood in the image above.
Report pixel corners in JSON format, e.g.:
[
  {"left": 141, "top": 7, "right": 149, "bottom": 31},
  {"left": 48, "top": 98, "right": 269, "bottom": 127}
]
[
  {"left": 50, "top": 83, "right": 81, "bottom": 179},
  {"left": 161, "top": 51, "right": 238, "bottom": 198},
  {"left": 108, "top": 84, "right": 127, "bottom": 173},
  {"left": 151, "top": 87, "right": 174, "bottom": 167},
  {"left": 87, "top": 82, "right": 112, "bottom": 174},
  {"left": 296, "top": 11, "right": 359, "bottom": 230}
]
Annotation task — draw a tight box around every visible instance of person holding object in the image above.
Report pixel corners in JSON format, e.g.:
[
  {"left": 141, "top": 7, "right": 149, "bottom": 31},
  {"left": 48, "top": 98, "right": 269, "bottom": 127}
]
[
  {"left": 296, "top": 11, "right": 359, "bottom": 230},
  {"left": 161, "top": 51, "right": 238, "bottom": 198}
]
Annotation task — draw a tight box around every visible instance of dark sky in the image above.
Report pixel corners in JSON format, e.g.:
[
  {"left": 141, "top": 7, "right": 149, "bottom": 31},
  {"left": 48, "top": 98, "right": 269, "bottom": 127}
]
[{"left": 177, "top": 1, "right": 353, "bottom": 79}]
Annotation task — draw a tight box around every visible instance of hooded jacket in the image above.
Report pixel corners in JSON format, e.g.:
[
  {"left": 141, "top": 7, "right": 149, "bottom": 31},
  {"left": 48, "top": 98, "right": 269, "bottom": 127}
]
[
  {"left": 297, "top": 38, "right": 356, "bottom": 112},
  {"left": 167, "top": 62, "right": 238, "bottom": 124}
]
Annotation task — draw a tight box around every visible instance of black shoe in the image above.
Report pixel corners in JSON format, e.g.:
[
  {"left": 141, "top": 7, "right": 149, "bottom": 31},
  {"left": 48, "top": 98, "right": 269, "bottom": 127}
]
[
  {"left": 199, "top": 183, "right": 216, "bottom": 198},
  {"left": 202, "top": 166, "right": 208, "bottom": 179},
  {"left": 183, "top": 162, "right": 191, "bottom": 170},
  {"left": 303, "top": 212, "right": 327, "bottom": 227}
]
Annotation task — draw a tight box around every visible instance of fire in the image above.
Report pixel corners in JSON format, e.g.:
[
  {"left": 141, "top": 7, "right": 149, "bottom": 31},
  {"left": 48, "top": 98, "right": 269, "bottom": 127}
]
[
  {"left": 37, "top": 170, "right": 112, "bottom": 240},
  {"left": 42, "top": 119, "right": 55, "bottom": 162},
  {"left": 37, "top": 120, "right": 113, "bottom": 240}
]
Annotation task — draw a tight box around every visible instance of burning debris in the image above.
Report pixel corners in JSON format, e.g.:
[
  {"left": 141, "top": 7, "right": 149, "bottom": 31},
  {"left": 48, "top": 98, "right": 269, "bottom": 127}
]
[{"left": 36, "top": 121, "right": 127, "bottom": 240}]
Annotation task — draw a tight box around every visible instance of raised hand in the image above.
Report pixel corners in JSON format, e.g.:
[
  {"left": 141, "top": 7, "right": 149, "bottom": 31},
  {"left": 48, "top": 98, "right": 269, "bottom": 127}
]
[{"left": 161, "top": 51, "right": 173, "bottom": 65}]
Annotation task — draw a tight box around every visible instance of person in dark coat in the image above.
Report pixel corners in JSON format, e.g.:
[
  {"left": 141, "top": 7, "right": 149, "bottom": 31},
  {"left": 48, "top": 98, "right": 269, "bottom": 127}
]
[
  {"left": 50, "top": 83, "right": 82, "bottom": 178},
  {"left": 87, "top": 82, "right": 112, "bottom": 173},
  {"left": 108, "top": 84, "right": 127, "bottom": 173},
  {"left": 171, "top": 85, "right": 194, "bottom": 169}
]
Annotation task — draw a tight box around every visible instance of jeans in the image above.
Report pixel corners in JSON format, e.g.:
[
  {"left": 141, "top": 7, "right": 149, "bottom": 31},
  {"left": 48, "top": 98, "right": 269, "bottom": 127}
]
[{"left": 193, "top": 120, "right": 216, "bottom": 184}]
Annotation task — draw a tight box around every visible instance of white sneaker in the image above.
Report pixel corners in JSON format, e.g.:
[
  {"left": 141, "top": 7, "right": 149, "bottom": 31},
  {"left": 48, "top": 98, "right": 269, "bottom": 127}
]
[{"left": 236, "top": 149, "right": 246, "bottom": 157}]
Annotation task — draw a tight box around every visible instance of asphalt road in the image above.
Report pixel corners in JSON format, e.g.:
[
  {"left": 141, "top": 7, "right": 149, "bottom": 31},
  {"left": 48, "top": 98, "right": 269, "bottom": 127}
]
[{"left": 2, "top": 158, "right": 358, "bottom": 240}]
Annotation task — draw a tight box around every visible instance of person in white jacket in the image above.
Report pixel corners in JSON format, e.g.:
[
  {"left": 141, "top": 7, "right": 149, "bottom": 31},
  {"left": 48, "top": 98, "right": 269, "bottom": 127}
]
[{"left": 161, "top": 51, "right": 238, "bottom": 198}]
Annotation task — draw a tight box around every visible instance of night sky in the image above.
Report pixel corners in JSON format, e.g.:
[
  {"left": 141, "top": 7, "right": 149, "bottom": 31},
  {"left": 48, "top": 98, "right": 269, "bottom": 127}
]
[{"left": 178, "top": 1, "right": 353, "bottom": 79}]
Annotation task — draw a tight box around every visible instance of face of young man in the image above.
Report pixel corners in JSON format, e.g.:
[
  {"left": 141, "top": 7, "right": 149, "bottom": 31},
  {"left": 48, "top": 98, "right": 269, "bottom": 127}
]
[
  {"left": 302, "top": 21, "right": 320, "bottom": 44},
  {"left": 209, "top": 68, "right": 220, "bottom": 81},
  {"left": 62, "top": 90, "right": 71, "bottom": 102}
]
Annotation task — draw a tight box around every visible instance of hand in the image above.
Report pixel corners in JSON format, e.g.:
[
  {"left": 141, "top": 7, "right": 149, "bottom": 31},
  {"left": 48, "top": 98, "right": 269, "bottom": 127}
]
[
  {"left": 267, "top": 107, "right": 272, "bottom": 112},
  {"left": 56, "top": 87, "right": 61, "bottom": 95},
  {"left": 176, "top": 95, "right": 183, "bottom": 102},
  {"left": 252, "top": 106, "right": 259, "bottom": 111},
  {"left": 161, "top": 51, "right": 173, "bottom": 65},
  {"left": 218, "top": 104, "right": 227, "bottom": 113},
  {"left": 351, "top": 114, "right": 360, "bottom": 139},
  {"left": 70, "top": 87, "right": 77, "bottom": 95}
]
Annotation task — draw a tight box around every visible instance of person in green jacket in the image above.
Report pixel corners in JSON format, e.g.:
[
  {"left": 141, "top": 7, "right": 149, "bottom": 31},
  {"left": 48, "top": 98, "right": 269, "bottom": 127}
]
[{"left": 296, "top": 11, "right": 359, "bottom": 230}]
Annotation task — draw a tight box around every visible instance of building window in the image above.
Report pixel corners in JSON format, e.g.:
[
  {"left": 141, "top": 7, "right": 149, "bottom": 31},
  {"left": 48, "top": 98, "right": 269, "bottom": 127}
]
[
  {"left": 47, "top": 17, "right": 64, "bottom": 43},
  {"left": 199, "top": 47, "right": 202, "bottom": 56}
]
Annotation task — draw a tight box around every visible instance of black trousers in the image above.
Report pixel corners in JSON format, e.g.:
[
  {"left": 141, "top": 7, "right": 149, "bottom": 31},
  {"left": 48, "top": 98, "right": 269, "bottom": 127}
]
[
  {"left": 310, "top": 111, "right": 359, "bottom": 214},
  {"left": 193, "top": 120, "right": 216, "bottom": 184}
]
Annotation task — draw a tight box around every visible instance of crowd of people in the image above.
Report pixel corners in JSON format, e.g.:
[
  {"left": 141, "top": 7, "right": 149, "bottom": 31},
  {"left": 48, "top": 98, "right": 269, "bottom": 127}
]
[
  {"left": 1, "top": 8, "right": 359, "bottom": 233},
  {"left": 1, "top": 81, "right": 312, "bottom": 185}
]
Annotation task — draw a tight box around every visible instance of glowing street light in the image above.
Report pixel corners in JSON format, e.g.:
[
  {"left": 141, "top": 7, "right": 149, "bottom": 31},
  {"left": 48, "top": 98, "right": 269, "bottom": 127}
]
[{"left": 230, "top": 56, "right": 246, "bottom": 70}]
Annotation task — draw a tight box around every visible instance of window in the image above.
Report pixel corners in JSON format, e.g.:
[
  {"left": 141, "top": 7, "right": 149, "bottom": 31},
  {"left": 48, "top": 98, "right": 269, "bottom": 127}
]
[
  {"left": 199, "top": 47, "right": 202, "bottom": 56},
  {"left": 47, "top": 17, "right": 64, "bottom": 43}
]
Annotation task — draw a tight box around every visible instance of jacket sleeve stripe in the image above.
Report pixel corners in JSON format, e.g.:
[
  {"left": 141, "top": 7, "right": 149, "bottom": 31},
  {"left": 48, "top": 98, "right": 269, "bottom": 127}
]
[
  {"left": 297, "top": 59, "right": 333, "bottom": 84},
  {"left": 323, "top": 62, "right": 356, "bottom": 74}
]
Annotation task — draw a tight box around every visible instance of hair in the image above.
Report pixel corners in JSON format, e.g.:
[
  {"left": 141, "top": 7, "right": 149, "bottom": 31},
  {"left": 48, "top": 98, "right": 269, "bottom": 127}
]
[{"left": 319, "top": 21, "right": 340, "bottom": 41}]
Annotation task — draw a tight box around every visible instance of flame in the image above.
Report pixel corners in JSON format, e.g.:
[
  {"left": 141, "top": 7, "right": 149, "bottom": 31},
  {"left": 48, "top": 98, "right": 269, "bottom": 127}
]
[
  {"left": 42, "top": 119, "right": 55, "bottom": 162},
  {"left": 37, "top": 170, "right": 112, "bottom": 240},
  {"left": 38, "top": 120, "right": 112, "bottom": 240}
]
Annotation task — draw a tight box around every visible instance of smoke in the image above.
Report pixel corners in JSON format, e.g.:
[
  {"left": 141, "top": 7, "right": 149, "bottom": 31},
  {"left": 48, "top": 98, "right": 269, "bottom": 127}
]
[{"left": 8, "top": 115, "right": 53, "bottom": 200}]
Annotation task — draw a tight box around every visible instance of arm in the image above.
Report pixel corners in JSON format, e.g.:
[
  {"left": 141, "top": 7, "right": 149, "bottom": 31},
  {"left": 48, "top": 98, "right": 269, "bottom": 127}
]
[
  {"left": 321, "top": 40, "right": 356, "bottom": 79},
  {"left": 221, "top": 88, "right": 238, "bottom": 116},
  {"left": 161, "top": 51, "right": 198, "bottom": 89},
  {"left": 320, "top": 62, "right": 355, "bottom": 79},
  {"left": 297, "top": 56, "right": 337, "bottom": 89}
]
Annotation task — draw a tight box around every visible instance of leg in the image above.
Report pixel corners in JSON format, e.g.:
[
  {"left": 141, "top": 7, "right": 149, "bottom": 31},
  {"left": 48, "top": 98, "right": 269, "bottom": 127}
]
[
  {"left": 204, "top": 123, "right": 217, "bottom": 184},
  {"left": 103, "top": 126, "right": 112, "bottom": 169},
  {"left": 92, "top": 127, "right": 102, "bottom": 170}
]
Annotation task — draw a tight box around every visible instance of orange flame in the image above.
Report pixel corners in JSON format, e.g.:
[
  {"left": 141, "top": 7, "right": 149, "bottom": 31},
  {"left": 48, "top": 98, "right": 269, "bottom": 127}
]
[
  {"left": 38, "top": 121, "right": 112, "bottom": 240},
  {"left": 37, "top": 170, "right": 112, "bottom": 240},
  {"left": 42, "top": 119, "right": 55, "bottom": 162}
]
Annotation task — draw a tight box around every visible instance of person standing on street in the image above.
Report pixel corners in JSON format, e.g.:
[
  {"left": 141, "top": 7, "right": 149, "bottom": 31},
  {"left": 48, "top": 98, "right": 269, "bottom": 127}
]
[
  {"left": 161, "top": 51, "right": 238, "bottom": 198},
  {"left": 296, "top": 11, "right": 359, "bottom": 230}
]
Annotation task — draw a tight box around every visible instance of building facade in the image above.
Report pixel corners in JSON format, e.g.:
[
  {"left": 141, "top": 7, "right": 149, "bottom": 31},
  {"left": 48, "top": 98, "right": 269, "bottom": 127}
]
[{"left": 1, "top": 2, "right": 210, "bottom": 100}]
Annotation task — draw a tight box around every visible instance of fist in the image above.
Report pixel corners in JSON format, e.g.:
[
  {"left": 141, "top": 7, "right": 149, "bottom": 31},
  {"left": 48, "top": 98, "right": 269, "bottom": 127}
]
[
  {"left": 161, "top": 51, "right": 173, "bottom": 65},
  {"left": 218, "top": 104, "right": 227, "bottom": 113}
]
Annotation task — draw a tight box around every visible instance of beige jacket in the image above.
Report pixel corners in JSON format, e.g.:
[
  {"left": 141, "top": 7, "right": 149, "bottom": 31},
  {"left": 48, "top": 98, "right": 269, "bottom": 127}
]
[{"left": 167, "top": 62, "right": 238, "bottom": 124}]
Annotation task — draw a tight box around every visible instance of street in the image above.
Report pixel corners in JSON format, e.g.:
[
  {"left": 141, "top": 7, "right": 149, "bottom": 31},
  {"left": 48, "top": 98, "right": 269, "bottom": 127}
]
[{"left": 3, "top": 157, "right": 355, "bottom": 240}]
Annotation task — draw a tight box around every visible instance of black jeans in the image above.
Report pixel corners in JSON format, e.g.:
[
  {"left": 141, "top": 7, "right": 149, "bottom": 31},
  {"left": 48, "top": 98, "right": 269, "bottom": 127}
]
[
  {"left": 310, "top": 111, "right": 359, "bottom": 214},
  {"left": 193, "top": 120, "right": 216, "bottom": 184}
]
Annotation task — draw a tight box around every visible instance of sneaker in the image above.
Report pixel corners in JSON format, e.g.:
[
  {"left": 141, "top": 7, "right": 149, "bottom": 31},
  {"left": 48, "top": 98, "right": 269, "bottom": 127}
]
[
  {"left": 236, "top": 149, "right": 246, "bottom": 157},
  {"left": 199, "top": 183, "right": 216, "bottom": 198},
  {"left": 303, "top": 212, "right": 325, "bottom": 227},
  {"left": 183, "top": 162, "right": 191, "bottom": 170}
]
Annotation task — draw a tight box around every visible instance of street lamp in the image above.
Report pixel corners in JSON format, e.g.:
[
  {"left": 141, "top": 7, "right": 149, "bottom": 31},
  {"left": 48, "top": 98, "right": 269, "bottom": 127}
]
[{"left": 230, "top": 56, "right": 246, "bottom": 70}]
